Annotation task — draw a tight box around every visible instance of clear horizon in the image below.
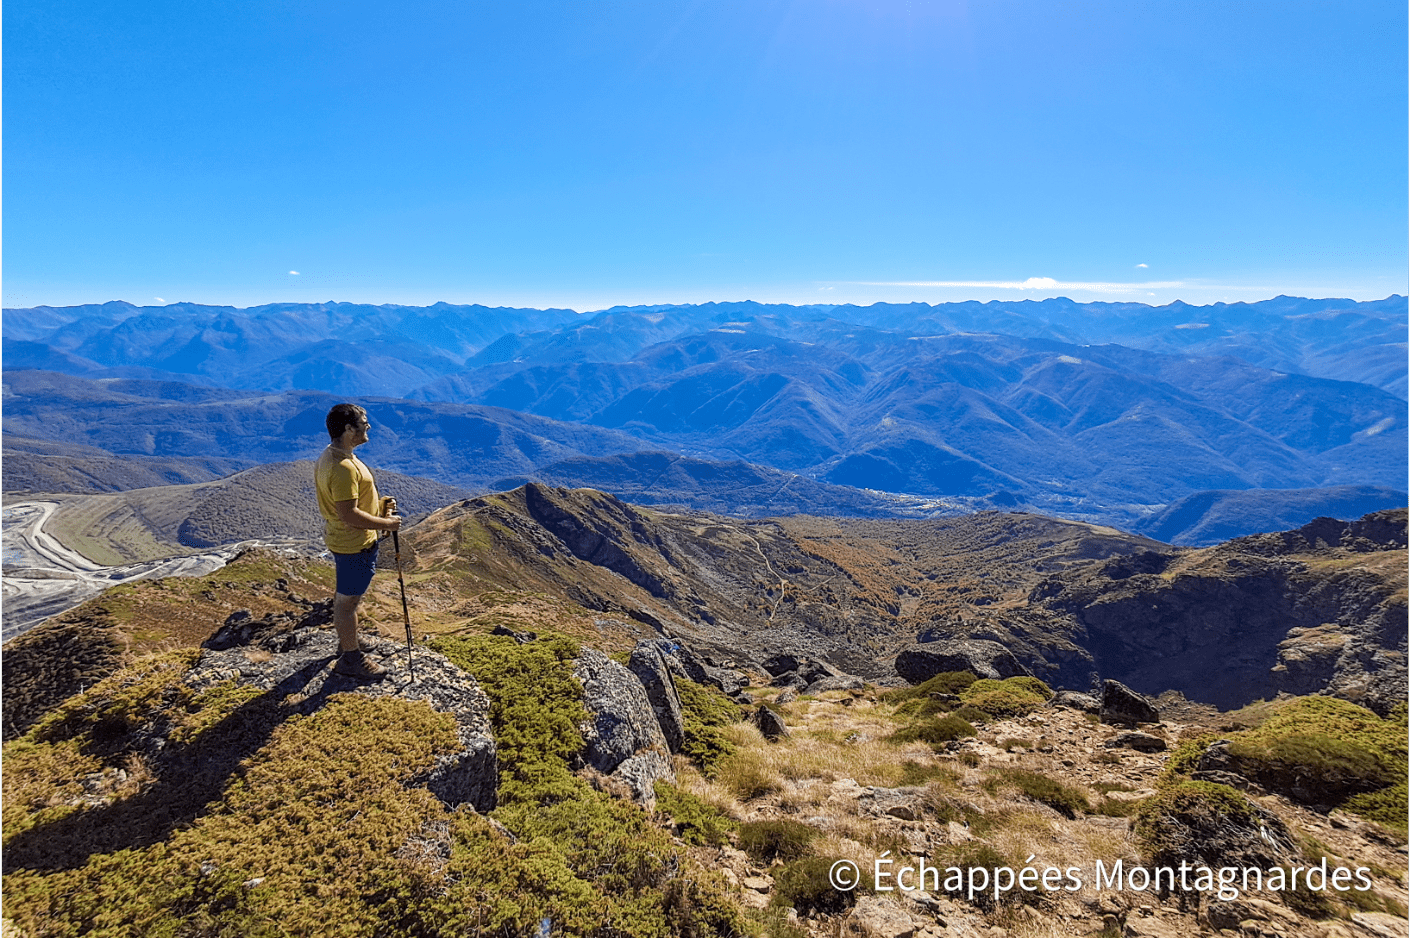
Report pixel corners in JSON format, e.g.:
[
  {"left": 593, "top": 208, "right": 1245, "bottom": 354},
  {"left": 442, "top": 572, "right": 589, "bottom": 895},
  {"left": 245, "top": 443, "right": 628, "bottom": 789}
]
[{"left": 6, "top": 1, "right": 1406, "bottom": 313}]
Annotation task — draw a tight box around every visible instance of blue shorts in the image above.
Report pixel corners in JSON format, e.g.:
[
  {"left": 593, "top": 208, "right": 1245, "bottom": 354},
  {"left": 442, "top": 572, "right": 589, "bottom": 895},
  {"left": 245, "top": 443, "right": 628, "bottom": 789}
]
[{"left": 333, "top": 543, "right": 378, "bottom": 596}]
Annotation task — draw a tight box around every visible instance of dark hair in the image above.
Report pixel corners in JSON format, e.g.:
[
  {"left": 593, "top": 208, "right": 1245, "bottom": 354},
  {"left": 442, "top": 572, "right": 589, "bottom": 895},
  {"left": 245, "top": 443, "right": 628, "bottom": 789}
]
[{"left": 326, "top": 403, "right": 367, "bottom": 440}]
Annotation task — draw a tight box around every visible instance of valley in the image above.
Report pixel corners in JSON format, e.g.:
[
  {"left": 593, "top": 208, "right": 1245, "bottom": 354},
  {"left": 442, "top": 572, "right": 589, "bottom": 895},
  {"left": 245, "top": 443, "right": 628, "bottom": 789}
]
[
  {"left": 2, "top": 295, "right": 1405, "bottom": 937},
  {"left": 2, "top": 489, "right": 1405, "bottom": 938},
  {"left": 5, "top": 295, "right": 1405, "bottom": 538}
]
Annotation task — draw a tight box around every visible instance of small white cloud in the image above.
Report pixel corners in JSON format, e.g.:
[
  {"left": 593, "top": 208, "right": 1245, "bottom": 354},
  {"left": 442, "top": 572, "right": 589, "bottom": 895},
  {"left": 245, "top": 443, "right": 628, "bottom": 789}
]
[
  {"left": 289, "top": 270, "right": 300, "bottom": 276},
  {"left": 1136, "top": 263, "right": 1148, "bottom": 269},
  {"left": 154, "top": 297, "right": 165, "bottom": 303}
]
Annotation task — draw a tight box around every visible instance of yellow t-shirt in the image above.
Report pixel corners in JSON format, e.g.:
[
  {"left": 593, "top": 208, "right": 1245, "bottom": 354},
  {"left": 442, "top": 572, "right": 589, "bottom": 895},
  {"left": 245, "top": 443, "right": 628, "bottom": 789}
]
[{"left": 315, "top": 445, "right": 380, "bottom": 554}]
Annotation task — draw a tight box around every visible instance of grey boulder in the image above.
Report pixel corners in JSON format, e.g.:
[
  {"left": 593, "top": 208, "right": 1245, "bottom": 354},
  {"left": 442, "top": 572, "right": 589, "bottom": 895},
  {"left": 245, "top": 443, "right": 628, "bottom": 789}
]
[
  {"left": 895, "top": 639, "right": 1032, "bottom": 685},
  {"left": 638, "top": 638, "right": 748, "bottom": 698},
  {"left": 1048, "top": 690, "right": 1100, "bottom": 713},
  {"left": 573, "top": 649, "right": 674, "bottom": 803},
  {"left": 627, "top": 640, "right": 686, "bottom": 753},
  {"left": 1104, "top": 731, "right": 1168, "bottom": 753},
  {"left": 752, "top": 705, "right": 790, "bottom": 741},
  {"left": 1100, "top": 680, "right": 1160, "bottom": 726}
]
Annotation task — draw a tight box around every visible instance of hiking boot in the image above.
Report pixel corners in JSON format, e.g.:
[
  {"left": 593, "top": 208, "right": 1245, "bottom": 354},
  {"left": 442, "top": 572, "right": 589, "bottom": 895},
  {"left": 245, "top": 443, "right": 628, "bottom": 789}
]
[{"left": 334, "top": 650, "right": 388, "bottom": 680}]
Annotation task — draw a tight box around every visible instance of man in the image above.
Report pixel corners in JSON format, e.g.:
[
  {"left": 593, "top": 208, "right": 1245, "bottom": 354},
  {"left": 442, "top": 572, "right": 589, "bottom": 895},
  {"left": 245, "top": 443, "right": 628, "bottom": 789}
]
[{"left": 315, "top": 403, "right": 401, "bottom": 679}]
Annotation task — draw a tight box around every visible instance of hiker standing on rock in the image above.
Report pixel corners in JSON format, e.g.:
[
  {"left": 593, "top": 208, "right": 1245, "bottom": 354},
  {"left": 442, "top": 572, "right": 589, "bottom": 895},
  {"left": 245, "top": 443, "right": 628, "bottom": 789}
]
[{"left": 315, "top": 403, "right": 400, "bottom": 680}]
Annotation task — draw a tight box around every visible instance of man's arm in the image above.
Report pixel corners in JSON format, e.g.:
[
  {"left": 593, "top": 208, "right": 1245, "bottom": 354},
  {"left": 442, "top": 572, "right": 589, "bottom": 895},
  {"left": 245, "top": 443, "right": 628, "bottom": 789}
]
[{"left": 333, "top": 499, "right": 402, "bottom": 532}]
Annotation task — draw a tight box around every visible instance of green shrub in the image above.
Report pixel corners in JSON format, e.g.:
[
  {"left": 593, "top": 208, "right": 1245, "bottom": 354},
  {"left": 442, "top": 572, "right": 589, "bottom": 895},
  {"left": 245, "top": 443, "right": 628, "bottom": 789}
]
[
  {"left": 1343, "top": 782, "right": 1409, "bottom": 832},
  {"left": 429, "top": 633, "right": 749, "bottom": 937},
  {"left": 772, "top": 857, "right": 871, "bottom": 914},
  {"left": 959, "top": 678, "right": 1048, "bottom": 719},
  {"left": 1133, "top": 780, "right": 1271, "bottom": 872},
  {"left": 888, "top": 671, "right": 978, "bottom": 702},
  {"left": 675, "top": 679, "right": 743, "bottom": 776},
  {"left": 1162, "top": 698, "right": 1407, "bottom": 828},
  {"left": 653, "top": 782, "right": 737, "bottom": 847},
  {"left": 1227, "top": 733, "right": 1396, "bottom": 804},
  {"left": 739, "top": 820, "right": 818, "bottom": 863},
  {"left": 1003, "top": 676, "right": 1053, "bottom": 699},
  {"left": 896, "top": 760, "right": 960, "bottom": 788},
  {"left": 430, "top": 633, "right": 586, "bottom": 807},
  {"left": 890, "top": 715, "right": 977, "bottom": 749},
  {"left": 27, "top": 649, "right": 203, "bottom": 748},
  {"left": 912, "top": 697, "right": 953, "bottom": 718},
  {"left": 7, "top": 632, "right": 749, "bottom": 938},
  {"left": 1158, "top": 733, "right": 1220, "bottom": 784},
  {"left": 984, "top": 768, "right": 1089, "bottom": 818},
  {"left": 7, "top": 694, "right": 467, "bottom": 937},
  {"left": 892, "top": 698, "right": 924, "bottom": 717},
  {"left": 950, "top": 705, "right": 991, "bottom": 725}
]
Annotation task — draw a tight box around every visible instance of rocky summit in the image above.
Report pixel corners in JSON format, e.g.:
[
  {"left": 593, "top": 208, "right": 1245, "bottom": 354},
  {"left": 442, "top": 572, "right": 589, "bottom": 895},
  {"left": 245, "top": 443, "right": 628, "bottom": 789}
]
[{"left": 2, "top": 488, "right": 1406, "bottom": 938}]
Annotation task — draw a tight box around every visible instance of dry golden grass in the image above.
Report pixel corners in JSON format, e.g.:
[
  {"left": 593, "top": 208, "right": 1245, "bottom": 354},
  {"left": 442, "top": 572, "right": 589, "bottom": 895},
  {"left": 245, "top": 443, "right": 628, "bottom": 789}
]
[{"left": 718, "top": 699, "right": 937, "bottom": 795}]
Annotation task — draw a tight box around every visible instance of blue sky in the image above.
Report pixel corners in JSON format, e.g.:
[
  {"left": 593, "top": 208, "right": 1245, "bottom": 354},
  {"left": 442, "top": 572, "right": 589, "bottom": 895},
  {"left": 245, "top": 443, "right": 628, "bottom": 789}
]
[{"left": 5, "top": 0, "right": 1406, "bottom": 311}]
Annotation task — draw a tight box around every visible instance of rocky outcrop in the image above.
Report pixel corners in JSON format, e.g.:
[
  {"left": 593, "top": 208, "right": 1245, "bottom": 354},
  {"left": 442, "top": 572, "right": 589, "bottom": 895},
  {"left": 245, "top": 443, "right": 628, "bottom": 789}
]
[
  {"left": 627, "top": 640, "right": 686, "bottom": 753},
  {"left": 763, "top": 654, "right": 866, "bottom": 695},
  {"left": 1031, "top": 510, "right": 1408, "bottom": 715},
  {"left": 523, "top": 483, "right": 676, "bottom": 601},
  {"left": 1137, "top": 783, "right": 1297, "bottom": 874},
  {"left": 1100, "top": 680, "right": 1160, "bottom": 726},
  {"left": 1048, "top": 690, "right": 1100, "bottom": 713},
  {"left": 1232, "top": 509, "right": 1408, "bottom": 556},
  {"left": 189, "top": 623, "right": 498, "bottom": 812},
  {"left": 894, "top": 639, "right": 1032, "bottom": 685},
  {"left": 752, "top": 705, "right": 789, "bottom": 741},
  {"left": 572, "top": 649, "right": 673, "bottom": 804},
  {"left": 205, "top": 601, "right": 334, "bottom": 651},
  {"left": 639, "top": 637, "right": 749, "bottom": 698},
  {"left": 1105, "top": 731, "right": 1167, "bottom": 753}
]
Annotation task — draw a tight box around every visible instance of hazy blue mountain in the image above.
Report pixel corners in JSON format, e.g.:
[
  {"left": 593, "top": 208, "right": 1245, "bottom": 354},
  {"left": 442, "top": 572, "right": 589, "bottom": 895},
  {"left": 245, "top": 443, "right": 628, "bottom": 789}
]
[
  {"left": 4, "top": 295, "right": 1403, "bottom": 531},
  {"left": 1, "top": 370, "right": 643, "bottom": 491},
  {"left": 8, "top": 301, "right": 582, "bottom": 398},
  {"left": 2, "top": 434, "right": 253, "bottom": 493},
  {"left": 10, "top": 295, "right": 1401, "bottom": 399},
  {"left": 412, "top": 328, "right": 1403, "bottom": 510},
  {"left": 1, "top": 371, "right": 969, "bottom": 521},
  {"left": 1134, "top": 485, "right": 1408, "bottom": 546}
]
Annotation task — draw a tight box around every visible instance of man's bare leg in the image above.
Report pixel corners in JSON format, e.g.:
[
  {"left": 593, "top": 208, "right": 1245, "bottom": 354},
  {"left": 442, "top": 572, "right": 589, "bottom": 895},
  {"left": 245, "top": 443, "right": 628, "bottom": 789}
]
[{"left": 334, "top": 592, "right": 362, "bottom": 653}]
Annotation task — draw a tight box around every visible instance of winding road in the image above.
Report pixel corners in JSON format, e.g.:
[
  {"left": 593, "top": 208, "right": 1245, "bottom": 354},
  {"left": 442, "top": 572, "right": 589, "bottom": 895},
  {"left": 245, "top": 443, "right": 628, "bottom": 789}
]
[{"left": 1, "top": 501, "right": 306, "bottom": 643}]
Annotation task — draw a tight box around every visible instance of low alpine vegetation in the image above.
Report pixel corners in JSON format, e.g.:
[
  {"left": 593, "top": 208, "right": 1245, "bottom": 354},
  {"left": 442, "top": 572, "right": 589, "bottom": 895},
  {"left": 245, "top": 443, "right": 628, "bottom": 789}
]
[{"left": 675, "top": 677, "right": 745, "bottom": 776}]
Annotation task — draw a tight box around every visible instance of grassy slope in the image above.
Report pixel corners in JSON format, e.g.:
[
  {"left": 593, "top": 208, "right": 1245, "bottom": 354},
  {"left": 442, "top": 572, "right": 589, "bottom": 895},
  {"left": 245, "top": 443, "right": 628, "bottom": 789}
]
[{"left": 3, "top": 541, "right": 1407, "bottom": 936}]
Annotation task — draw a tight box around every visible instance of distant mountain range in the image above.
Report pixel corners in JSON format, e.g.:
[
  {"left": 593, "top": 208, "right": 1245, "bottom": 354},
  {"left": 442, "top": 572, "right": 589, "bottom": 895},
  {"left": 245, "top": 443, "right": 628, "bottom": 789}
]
[
  {"left": 3, "top": 295, "right": 1404, "bottom": 536},
  {"left": 1, "top": 372, "right": 932, "bottom": 521},
  {"left": 6, "top": 295, "right": 1405, "bottom": 398}
]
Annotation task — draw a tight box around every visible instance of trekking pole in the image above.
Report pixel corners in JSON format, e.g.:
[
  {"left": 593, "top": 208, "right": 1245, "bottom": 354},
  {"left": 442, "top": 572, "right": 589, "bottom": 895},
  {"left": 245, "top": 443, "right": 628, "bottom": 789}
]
[{"left": 392, "top": 530, "right": 416, "bottom": 682}]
